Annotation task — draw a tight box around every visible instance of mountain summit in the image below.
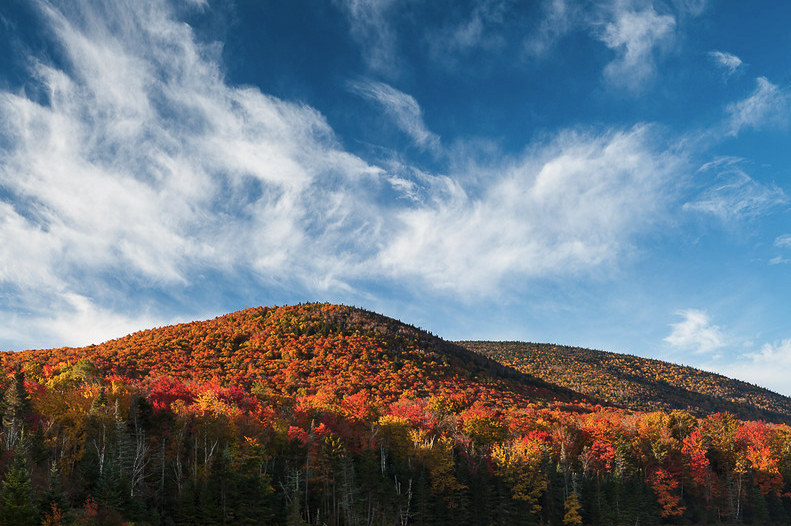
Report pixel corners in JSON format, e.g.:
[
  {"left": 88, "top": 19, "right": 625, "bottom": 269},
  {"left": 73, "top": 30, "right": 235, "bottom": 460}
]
[{"left": 5, "top": 303, "right": 575, "bottom": 408}]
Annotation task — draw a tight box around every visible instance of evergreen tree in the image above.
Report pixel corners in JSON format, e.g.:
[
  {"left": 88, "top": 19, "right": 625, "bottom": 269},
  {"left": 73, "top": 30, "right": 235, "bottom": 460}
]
[
  {"left": 202, "top": 445, "right": 234, "bottom": 524},
  {"left": 2, "top": 370, "right": 29, "bottom": 450},
  {"left": 743, "top": 479, "right": 770, "bottom": 525},
  {"left": 93, "top": 453, "right": 127, "bottom": 514},
  {"left": 542, "top": 460, "right": 566, "bottom": 524},
  {"left": 467, "top": 465, "right": 497, "bottom": 526},
  {"left": 563, "top": 492, "right": 582, "bottom": 525},
  {"left": 235, "top": 470, "right": 274, "bottom": 524},
  {"left": 39, "top": 462, "right": 73, "bottom": 526},
  {"left": 767, "top": 491, "right": 790, "bottom": 524},
  {"left": 197, "top": 481, "right": 223, "bottom": 526},
  {"left": 0, "top": 447, "right": 37, "bottom": 526},
  {"left": 90, "top": 388, "right": 108, "bottom": 414},
  {"left": 173, "top": 477, "right": 198, "bottom": 525},
  {"left": 28, "top": 424, "right": 49, "bottom": 466}
]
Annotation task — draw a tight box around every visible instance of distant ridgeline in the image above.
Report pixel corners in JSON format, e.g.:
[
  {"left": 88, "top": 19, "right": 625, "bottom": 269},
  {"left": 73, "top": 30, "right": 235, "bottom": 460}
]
[
  {"left": 458, "top": 341, "right": 791, "bottom": 423},
  {"left": 0, "top": 303, "right": 790, "bottom": 524}
]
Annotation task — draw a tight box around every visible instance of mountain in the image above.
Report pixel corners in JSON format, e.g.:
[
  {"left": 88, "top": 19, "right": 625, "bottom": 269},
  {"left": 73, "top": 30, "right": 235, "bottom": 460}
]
[
  {"left": 2, "top": 303, "right": 791, "bottom": 525},
  {"left": 458, "top": 341, "right": 791, "bottom": 423},
  {"left": 4, "top": 303, "right": 576, "bottom": 409}
]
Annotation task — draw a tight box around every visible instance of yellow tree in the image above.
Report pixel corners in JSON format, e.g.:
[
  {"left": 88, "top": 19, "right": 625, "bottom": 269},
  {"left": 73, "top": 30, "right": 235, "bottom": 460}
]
[
  {"left": 491, "top": 437, "right": 547, "bottom": 514},
  {"left": 411, "top": 432, "right": 466, "bottom": 504},
  {"left": 563, "top": 492, "right": 582, "bottom": 525}
]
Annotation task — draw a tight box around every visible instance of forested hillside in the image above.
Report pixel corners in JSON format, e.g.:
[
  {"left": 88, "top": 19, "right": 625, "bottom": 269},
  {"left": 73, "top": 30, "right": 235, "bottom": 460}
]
[
  {"left": 0, "top": 304, "right": 791, "bottom": 525},
  {"left": 459, "top": 341, "right": 791, "bottom": 423}
]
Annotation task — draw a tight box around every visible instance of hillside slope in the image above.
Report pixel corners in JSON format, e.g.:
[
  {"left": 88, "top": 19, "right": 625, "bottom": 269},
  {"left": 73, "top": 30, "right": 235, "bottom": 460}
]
[
  {"left": 2, "top": 303, "right": 576, "bottom": 409},
  {"left": 459, "top": 341, "right": 791, "bottom": 423}
]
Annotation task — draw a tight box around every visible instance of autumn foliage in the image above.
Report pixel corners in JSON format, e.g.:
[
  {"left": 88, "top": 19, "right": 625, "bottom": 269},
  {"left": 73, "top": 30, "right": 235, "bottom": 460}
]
[
  {"left": 461, "top": 340, "right": 791, "bottom": 422},
  {"left": 0, "top": 303, "right": 790, "bottom": 524}
]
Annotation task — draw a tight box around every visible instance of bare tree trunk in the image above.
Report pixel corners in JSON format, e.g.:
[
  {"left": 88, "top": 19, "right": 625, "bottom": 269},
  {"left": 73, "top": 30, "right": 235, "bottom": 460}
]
[
  {"left": 90, "top": 421, "right": 107, "bottom": 477},
  {"left": 130, "top": 424, "right": 149, "bottom": 497}
]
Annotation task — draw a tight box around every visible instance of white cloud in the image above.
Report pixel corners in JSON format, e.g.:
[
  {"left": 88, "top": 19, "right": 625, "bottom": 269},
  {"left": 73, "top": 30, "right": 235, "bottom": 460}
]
[
  {"left": 708, "top": 50, "right": 743, "bottom": 77},
  {"left": 0, "top": 292, "right": 166, "bottom": 350},
  {"left": 425, "top": 0, "right": 511, "bottom": 66},
  {"left": 598, "top": 5, "right": 676, "bottom": 89},
  {"left": 524, "top": 0, "right": 580, "bottom": 58},
  {"left": 333, "top": 0, "right": 401, "bottom": 75},
  {"left": 524, "top": 0, "right": 706, "bottom": 77},
  {"left": 664, "top": 309, "right": 725, "bottom": 354},
  {"left": 0, "top": 0, "right": 385, "bottom": 347},
  {"left": 0, "top": 0, "right": 692, "bottom": 348},
  {"left": 775, "top": 234, "right": 791, "bottom": 248},
  {"left": 771, "top": 235, "right": 791, "bottom": 265},
  {"left": 348, "top": 79, "right": 440, "bottom": 150},
  {"left": 684, "top": 157, "right": 787, "bottom": 220},
  {"left": 718, "top": 340, "right": 791, "bottom": 395},
  {"left": 670, "top": 0, "right": 708, "bottom": 17},
  {"left": 726, "top": 77, "right": 789, "bottom": 136},
  {"left": 449, "top": 2, "right": 507, "bottom": 51},
  {"left": 377, "top": 125, "right": 681, "bottom": 294}
]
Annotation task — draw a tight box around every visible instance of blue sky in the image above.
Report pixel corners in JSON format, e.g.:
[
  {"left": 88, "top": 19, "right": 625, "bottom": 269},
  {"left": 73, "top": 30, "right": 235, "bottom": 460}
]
[{"left": 2, "top": 0, "right": 791, "bottom": 395}]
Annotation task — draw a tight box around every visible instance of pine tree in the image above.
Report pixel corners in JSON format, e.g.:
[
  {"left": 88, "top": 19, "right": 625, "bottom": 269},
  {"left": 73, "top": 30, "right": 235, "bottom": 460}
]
[
  {"left": 94, "top": 454, "right": 127, "bottom": 513},
  {"left": 563, "top": 492, "right": 582, "bottom": 525},
  {"left": 90, "top": 388, "right": 108, "bottom": 414},
  {"left": 173, "top": 477, "right": 198, "bottom": 525},
  {"left": 2, "top": 370, "right": 29, "bottom": 450},
  {"left": 0, "top": 447, "right": 37, "bottom": 526},
  {"left": 39, "top": 462, "right": 72, "bottom": 526}
]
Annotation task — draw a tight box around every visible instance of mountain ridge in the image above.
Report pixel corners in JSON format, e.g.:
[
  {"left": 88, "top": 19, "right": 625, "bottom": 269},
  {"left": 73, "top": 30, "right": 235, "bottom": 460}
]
[{"left": 458, "top": 340, "right": 791, "bottom": 423}]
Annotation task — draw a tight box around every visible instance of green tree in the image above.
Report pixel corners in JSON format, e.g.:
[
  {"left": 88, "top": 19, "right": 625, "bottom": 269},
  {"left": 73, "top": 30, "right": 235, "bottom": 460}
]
[
  {"left": 2, "top": 370, "right": 30, "bottom": 450},
  {"left": 0, "top": 448, "right": 37, "bottom": 526},
  {"left": 93, "top": 454, "right": 127, "bottom": 512},
  {"left": 39, "top": 462, "right": 72, "bottom": 525}
]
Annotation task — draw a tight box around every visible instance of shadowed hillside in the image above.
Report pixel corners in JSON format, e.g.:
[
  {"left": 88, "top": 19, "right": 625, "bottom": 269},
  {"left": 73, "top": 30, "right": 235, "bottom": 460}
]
[{"left": 459, "top": 341, "right": 791, "bottom": 423}]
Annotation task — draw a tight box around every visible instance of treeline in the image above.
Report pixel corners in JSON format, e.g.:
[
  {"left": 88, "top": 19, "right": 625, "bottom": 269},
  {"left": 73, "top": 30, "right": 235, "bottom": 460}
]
[
  {"left": 3, "top": 370, "right": 791, "bottom": 524},
  {"left": 460, "top": 341, "right": 791, "bottom": 422}
]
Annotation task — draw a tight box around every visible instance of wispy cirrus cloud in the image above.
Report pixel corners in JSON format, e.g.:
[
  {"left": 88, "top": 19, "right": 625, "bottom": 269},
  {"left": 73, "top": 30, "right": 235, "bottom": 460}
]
[
  {"left": 348, "top": 79, "right": 440, "bottom": 151},
  {"left": 770, "top": 235, "right": 791, "bottom": 265},
  {"left": 684, "top": 157, "right": 787, "bottom": 221},
  {"left": 670, "top": 0, "right": 708, "bottom": 18},
  {"left": 425, "top": 0, "right": 511, "bottom": 68},
  {"left": 726, "top": 77, "right": 789, "bottom": 136},
  {"left": 0, "top": 0, "right": 383, "bottom": 347},
  {"left": 0, "top": 292, "right": 165, "bottom": 353},
  {"left": 775, "top": 234, "right": 791, "bottom": 248},
  {"left": 664, "top": 309, "right": 725, "bottom": 355},
  {"left": 333, "top": 0, "right": 401, "bottom": 76},
  {"left": 0, "top": 0, "right": 693, "bottom": 349},
  {"left": 524, "top": 0, "right": 709, "bottom": 86},
  {"left": 597, "top": 4, "right": 676, "bottom": 89},
  {"left": 709, "top": 50, "right": 743, "bottom": 77},
  {"left": 668, "top": 312, "right": 791, "bottom": 395},
  {"left": 523, "top": 0, "right": 580, "bottom": 58},
  {"left": 378, "top": 125, "right": 682, "bottom": 294}
]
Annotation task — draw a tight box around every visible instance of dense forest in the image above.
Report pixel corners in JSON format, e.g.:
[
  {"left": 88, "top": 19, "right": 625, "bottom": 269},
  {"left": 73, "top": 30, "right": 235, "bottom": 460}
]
[
  {"left": 459, "top": 341, "right": 791, "bottom": 422},
  {"left": 1, "top": 303, "right": 791, "bottom": 525}
]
